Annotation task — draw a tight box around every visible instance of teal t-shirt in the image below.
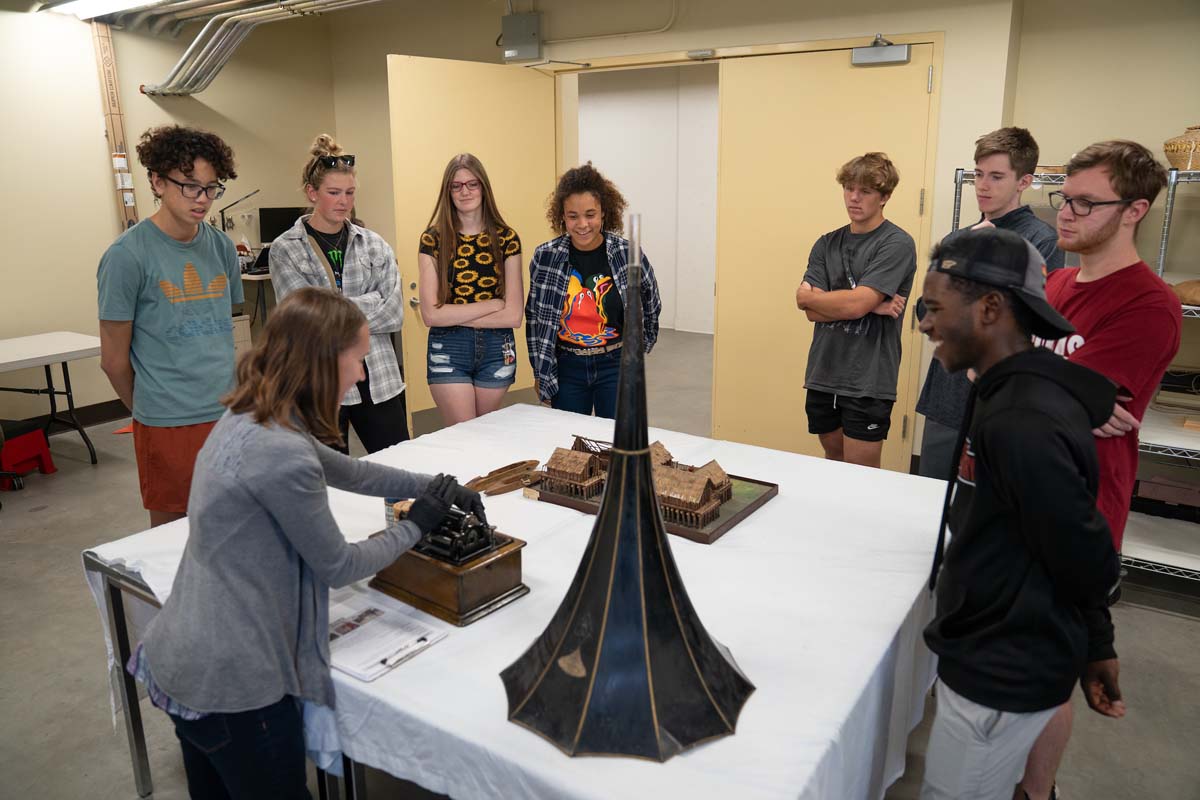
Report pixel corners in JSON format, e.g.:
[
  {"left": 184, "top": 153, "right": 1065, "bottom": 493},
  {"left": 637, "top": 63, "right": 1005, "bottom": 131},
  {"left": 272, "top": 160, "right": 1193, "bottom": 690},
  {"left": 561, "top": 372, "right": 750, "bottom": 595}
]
[{"left": 97, "top": 220, "right": 244, "bottom": 427}]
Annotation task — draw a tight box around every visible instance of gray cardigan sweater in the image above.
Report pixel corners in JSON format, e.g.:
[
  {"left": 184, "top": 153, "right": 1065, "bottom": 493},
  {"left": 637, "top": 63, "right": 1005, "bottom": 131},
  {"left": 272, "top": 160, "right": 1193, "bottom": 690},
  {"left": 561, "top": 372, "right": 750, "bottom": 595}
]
[{"left": 142, "top": 410, "right": 430, "bottom": 713}]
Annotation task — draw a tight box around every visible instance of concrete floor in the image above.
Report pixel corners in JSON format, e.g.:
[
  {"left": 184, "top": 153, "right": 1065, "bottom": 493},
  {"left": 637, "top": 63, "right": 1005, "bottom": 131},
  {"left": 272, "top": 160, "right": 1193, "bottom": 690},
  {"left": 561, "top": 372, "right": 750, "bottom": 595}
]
[{"left": 1, "top": 329, "right": 1197, "bottom": 799}]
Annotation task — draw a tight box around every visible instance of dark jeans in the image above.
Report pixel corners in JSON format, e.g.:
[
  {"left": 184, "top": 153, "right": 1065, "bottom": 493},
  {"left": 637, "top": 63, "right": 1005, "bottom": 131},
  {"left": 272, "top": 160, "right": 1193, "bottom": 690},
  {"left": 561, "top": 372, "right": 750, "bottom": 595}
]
[
  {"left": 170, "top": 695, "right": 311, "bottom": 800},
  {"left": 338, "top": 365, "right": 410, "bottom": 455},
  {"left": 551, "top": 348, "right": 622, "bottom": 419}
]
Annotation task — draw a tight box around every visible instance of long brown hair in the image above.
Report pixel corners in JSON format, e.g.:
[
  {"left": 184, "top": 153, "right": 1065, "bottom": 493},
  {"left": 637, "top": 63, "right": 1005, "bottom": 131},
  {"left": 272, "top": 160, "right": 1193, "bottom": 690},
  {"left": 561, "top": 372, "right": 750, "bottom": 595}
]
[
  {"left": 224, "top": 288, "right": 366, "bottom": 447},
  {"left": 423, "top": 154, "right": 512, "bottom": 307}
]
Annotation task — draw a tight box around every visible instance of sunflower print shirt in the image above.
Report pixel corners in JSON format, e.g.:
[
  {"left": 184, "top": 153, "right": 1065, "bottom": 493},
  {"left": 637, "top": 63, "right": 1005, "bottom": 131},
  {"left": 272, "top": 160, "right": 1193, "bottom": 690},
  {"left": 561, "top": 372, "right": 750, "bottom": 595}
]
[{"left": 419, "top": 227, "right": 521, "bottom": 304}]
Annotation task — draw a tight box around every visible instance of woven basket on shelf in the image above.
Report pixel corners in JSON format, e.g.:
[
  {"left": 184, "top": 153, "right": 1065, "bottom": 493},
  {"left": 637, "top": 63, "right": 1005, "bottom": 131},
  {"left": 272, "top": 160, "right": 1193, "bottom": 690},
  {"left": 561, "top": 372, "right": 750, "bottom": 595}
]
[{"left": 1164, "top": 125, "right": 1200, "bottom": 170}]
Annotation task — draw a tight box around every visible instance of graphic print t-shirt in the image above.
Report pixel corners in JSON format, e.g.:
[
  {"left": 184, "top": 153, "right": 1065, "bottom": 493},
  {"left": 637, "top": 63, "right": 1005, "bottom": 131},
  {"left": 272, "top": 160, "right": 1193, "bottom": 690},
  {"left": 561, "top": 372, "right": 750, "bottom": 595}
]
[
  {"left": 97, "top": 219, "right": 243, "bottom": 427},
  {"left": 1037, "top": 262, "right": 1182, "bottom": 546},
  {"left": 802, "top": 220, "right": 916, "bottom": 399},
  {"left": 304, "top": 221, "right": 348, "bottom": 290},
  {"left": 557, "top": 242, "right": 623, "bottom": 350}
]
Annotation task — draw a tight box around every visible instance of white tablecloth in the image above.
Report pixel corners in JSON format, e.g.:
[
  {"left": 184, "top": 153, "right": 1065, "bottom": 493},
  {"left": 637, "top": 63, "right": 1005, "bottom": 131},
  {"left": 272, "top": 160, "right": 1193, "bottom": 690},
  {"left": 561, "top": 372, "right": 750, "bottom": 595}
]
[{"left": 84, "top": 404, "right": 943, "bottom": 800}]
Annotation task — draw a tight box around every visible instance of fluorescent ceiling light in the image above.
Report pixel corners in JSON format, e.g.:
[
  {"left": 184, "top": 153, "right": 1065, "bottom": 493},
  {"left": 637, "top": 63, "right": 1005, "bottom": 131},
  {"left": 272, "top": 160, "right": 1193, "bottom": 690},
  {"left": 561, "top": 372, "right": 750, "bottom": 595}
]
[{"left": 45, "top": 0, "right": 149, "bottom": 20}]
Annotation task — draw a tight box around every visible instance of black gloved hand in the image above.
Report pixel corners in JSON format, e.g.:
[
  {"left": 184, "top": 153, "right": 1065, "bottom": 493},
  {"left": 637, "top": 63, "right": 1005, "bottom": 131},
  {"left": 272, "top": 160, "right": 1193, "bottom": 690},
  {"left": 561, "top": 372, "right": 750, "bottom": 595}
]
[
  {"left": 407, "top": 474, "right": 454, "bottom": 535},
  {"left": 451, "top": 484, "right": 488, "bottom": 525}
]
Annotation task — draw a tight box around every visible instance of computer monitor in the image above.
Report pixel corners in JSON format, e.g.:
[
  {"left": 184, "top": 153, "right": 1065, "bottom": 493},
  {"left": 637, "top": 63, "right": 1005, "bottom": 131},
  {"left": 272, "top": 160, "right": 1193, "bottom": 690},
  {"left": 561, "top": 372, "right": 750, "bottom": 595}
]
[{"left": 258, "top": 207, "right": 308, "bottom": 246}]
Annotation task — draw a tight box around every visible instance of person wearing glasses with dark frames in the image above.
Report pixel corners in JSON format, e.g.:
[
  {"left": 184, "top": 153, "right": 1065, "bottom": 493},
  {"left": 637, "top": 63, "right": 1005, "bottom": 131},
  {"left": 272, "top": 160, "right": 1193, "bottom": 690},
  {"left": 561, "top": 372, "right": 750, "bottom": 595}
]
[
  {"left": 417, "top": 153, "right": 524, "bottom": 425},
  {"left": 1016, "top": 140, "right": 1181, "bottom": 800},
  {"left": 98, "top": 125, "right": 244, "bottom": 529},
  {"left": 270, "top": 134, "right": 410, "bottom": 454}
]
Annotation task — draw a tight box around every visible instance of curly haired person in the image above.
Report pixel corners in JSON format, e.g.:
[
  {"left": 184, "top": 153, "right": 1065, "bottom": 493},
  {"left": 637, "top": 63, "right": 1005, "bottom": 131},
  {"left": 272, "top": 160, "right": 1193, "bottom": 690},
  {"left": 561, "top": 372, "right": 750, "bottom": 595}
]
[
  {"left": 525, "top": 163, "right": 662, "bottom": 418},
  {"left": 98, "top": 125, "right": 244, "bottom": 527}
]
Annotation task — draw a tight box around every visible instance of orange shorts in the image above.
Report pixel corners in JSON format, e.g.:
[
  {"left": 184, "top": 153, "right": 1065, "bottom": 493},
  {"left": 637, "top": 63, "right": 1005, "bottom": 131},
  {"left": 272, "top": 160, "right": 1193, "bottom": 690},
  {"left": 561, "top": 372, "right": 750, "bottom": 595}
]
[{"left": 132, "top": 419, "right": 217, "bottom": 514}]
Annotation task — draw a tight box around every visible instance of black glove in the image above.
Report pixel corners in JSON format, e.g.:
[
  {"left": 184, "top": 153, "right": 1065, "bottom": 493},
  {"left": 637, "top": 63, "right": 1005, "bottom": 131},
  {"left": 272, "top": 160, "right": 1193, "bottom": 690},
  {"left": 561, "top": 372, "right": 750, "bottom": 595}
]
[
  {"left": 451, "top": 484, "right": 488, "bottom": 525},
  {"left": 407, "top": 474, "right": 454, "bottom": 535}
]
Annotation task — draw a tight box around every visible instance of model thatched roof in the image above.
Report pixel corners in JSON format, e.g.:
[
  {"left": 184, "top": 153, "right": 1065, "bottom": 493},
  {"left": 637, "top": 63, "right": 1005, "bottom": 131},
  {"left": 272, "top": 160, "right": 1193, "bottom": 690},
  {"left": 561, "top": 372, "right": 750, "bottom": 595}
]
[
  {"left": 649, "top": 441, "right": 673, "bottom": 465},
  {"left": 547, "top": 447, "right": 597, "bottom": 477},
  {"left": 693, "top": 460, "right": 729, "bottom": 486},
  {"left": 653, "top": 464, "right": 713, "bottom": 506}
]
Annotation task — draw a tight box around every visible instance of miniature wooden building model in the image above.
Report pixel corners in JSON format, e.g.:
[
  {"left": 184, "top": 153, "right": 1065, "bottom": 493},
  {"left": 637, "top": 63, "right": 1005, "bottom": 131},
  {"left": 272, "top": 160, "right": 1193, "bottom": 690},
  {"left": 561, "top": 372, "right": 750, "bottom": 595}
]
[
  {"left": 543, "top": 447, "right": 604, "bottom": 499},
  {"left": 652, "top": 465, "right": 722, "bottom": 528}
]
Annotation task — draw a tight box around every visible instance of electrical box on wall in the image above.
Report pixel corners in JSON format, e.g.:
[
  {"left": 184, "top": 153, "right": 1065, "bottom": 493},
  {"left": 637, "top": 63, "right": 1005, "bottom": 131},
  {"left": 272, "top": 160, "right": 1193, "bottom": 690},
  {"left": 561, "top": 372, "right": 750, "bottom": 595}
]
[{"left": 502, "top": 12, "right": 542, "bottom": 62}]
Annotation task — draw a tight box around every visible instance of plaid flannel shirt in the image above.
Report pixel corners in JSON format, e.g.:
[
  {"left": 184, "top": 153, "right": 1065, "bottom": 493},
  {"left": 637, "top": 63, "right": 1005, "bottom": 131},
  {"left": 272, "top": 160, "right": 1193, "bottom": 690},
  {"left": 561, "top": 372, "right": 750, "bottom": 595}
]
[
  {"left": 269, "top": 216, "right": 406, "bottom": 405},
  {"left": 524, "top": 231, "right": 662, "bottom": 402}
]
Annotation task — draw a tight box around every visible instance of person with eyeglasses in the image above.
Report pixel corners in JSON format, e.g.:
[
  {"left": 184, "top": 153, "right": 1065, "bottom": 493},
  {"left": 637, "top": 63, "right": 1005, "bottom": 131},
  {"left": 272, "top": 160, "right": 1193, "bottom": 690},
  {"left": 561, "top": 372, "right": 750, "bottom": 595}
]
[
  {"left": 525, "top": 162, "right": 662, "bottom": 419},
  {"left": 98, "top": 125, "right": 244, "bottom": 528},
  {"left": 1016, "top": 140, "right": 1182, "bottom": 800},
  {"left": 270, "top": 134, "right": 410, "bottom": 454},
  {"left": 417, "top": 154, "right": 524, "bottom": 424}
]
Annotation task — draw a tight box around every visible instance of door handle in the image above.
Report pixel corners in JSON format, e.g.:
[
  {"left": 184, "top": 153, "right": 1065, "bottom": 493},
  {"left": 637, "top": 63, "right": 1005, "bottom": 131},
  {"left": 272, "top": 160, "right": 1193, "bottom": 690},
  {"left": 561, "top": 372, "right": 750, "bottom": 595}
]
[{"left": 410, "top": 297, "right": 420, "bottom": 307}]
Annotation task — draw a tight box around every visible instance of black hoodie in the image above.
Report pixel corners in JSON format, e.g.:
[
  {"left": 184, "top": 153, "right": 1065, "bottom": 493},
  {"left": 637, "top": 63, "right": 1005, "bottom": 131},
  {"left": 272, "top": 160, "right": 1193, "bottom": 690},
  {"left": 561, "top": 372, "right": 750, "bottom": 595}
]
[{"left": 924, "top": 347, "right": 1120, "bottom": 713}]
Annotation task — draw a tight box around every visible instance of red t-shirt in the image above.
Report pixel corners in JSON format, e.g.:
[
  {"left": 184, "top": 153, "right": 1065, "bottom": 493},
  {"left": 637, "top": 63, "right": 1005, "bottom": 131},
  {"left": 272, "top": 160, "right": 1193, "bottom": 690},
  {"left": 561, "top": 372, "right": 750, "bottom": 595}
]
[{"left": 1036, "top": 262, "right": 1182, "bottom": 548}]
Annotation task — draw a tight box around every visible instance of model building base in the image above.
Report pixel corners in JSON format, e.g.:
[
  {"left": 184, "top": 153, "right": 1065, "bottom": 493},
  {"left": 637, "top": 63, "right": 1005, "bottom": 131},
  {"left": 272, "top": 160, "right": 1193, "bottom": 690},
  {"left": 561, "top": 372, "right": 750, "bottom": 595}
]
[{"left": 526, "top": 477, "right": 776, "bottom": 544}]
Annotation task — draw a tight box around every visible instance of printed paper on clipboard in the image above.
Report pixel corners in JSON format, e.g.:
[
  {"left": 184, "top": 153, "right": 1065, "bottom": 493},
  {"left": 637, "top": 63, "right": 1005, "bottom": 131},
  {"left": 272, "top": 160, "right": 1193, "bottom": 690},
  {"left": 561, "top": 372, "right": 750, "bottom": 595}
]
[{"left": 328, "top": 588, "right": 447, "bottom": 682}]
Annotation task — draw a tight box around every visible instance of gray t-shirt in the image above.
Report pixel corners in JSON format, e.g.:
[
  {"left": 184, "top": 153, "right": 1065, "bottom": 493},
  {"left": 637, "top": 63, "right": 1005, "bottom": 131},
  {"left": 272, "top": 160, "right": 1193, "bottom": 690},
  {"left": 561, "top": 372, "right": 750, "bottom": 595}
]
[
  {"left": 803, "top": 220, "right": 917, "bottom": 400},
  {"left": 916, "top": 205, "right": 1064, "bottom": 428}
]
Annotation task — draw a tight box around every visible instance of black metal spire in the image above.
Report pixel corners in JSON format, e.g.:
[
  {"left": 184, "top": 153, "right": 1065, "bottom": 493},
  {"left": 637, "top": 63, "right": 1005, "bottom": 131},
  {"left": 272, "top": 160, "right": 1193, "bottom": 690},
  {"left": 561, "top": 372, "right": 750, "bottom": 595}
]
[{"left": 499, "top": 214, "right": 754, "bottom": 761}]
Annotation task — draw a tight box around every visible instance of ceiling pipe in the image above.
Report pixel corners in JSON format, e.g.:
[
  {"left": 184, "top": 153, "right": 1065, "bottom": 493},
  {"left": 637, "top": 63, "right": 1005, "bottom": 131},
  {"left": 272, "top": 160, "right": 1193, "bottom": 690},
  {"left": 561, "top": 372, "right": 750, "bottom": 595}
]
[
  {"left": 113, "top": 0, "right": 202, "bottom": 29},
  {"left": 187, "top": 0, "right": 383, "bottom": 91},
  {"left": 142, "top": 0, "right": 381, "bottom": 94},
  {"left": 172, "top": 0, "right": 346, "bottom": 92}
]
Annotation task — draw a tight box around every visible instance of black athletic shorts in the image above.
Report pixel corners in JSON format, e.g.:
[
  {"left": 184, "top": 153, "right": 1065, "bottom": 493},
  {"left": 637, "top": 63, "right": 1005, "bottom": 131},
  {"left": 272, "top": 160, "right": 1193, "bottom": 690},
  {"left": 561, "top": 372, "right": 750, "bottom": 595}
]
[{"left": 805, "top": 389, "right": 895, "bottom": 442}]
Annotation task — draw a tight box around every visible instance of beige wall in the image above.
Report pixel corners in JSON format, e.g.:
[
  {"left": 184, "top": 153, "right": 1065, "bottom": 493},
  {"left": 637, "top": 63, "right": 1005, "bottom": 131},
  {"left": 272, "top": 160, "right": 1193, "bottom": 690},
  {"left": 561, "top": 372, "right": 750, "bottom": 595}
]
[
  {"left": 1011, "top": 0, "right": 1200, "bottom": 275},
  {"left": 328, "top": 0, "right": 500, "bottom": 252},
  {"left": 0, "top": 11, "right": 335, "bottom": 419},
  {"left": 0, "top": 11, "right": 120, "bottom": 418}
]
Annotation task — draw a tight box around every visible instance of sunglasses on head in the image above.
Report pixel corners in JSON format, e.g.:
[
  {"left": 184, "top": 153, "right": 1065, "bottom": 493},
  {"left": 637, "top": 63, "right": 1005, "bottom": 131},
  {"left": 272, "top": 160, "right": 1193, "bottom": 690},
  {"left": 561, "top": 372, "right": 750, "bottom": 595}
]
[{"left": 318, "top": 155, "right": 355, "bottom": 168}]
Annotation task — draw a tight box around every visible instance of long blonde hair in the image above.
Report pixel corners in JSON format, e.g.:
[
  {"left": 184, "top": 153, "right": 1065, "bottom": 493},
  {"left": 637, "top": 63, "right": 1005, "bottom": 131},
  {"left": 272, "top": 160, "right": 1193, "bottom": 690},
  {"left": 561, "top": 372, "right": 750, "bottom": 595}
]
[{"left": 423, "top": 154, "right": 512, "bottom": 307}]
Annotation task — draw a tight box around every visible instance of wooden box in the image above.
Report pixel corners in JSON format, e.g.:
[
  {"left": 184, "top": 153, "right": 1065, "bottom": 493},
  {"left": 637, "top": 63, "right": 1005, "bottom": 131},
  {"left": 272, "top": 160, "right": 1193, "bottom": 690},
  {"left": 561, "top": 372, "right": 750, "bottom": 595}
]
[{"left": 370, "top": 533, "right": 529, "bottom": 626}]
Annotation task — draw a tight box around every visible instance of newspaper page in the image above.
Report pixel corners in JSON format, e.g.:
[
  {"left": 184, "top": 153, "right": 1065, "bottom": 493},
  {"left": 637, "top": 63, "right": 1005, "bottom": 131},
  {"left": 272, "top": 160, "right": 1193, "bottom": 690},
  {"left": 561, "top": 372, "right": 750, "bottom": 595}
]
[{"left": 328, "top": 587, "right": 447, "bottom": 682}]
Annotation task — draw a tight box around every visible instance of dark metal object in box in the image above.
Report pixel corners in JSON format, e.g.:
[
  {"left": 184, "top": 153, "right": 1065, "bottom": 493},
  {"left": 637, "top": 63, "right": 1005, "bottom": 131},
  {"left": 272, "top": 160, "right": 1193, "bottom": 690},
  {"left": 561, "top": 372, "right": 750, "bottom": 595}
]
[{"left": 371, "top": 504, "right": 527, "bottom": 626}]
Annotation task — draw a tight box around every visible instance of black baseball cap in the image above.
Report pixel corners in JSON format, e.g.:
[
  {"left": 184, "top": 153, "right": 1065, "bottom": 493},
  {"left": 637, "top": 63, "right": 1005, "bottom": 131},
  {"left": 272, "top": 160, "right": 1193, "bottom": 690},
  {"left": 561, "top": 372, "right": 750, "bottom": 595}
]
[{"left": 929, "top": 227, "right": 1074, "bottom": 340}]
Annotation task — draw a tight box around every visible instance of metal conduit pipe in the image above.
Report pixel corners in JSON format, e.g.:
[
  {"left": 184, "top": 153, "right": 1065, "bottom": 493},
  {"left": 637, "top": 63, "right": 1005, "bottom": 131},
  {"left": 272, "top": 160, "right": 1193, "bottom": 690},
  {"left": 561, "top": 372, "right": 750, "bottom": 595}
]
[
  {"left": 170, "top": 0, "right": 342, "bottom": 91},
  {"left": 188, "top": 0, "right": 383, "bottom": 91},
  {"left": 113, "top": 0, "right": 203, "bottom": 29},
  {"left": 147, "top": 0, "right": 261, "bottom": 35},
  {"left": 143, "top": 0, "right": 382, "bottom": 94},
  {"left": 142, "top": 0, "right": 319, "bottom": 93}
]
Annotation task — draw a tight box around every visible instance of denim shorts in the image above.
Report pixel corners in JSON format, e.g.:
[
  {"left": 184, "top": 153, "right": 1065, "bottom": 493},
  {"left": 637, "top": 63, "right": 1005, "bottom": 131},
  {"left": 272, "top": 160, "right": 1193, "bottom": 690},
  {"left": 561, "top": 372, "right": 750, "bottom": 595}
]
[{"left": 427, "top": 326, "right": 517, "bottom": 388}]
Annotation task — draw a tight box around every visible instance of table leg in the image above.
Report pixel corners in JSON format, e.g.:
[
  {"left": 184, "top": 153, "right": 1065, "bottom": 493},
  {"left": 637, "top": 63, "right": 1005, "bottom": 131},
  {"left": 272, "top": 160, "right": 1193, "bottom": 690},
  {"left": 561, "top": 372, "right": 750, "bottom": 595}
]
[
  {"left": 317, "top": 767, "right": 341, "bottom": 800},
  {"left": 60, "top": 362, "right": 97, "bottom": 464},
  {"left": 40, "top": 363, "right": 99, "bottom": 464},
  {"left": 342, "top": 755, "right": 368, "bottom": 800},
  {"left": 42, "top": 365, "right": 58, "bottom": 433},
  {"left": 103, "top": 576, "right": 154, "bottom": 799}
]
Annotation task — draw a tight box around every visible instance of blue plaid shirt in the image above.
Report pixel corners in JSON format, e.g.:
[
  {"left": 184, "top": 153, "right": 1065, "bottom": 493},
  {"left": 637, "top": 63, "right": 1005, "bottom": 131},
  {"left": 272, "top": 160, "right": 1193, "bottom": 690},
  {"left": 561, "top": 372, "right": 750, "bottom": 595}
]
[{"left": 524, "top": 232, "right": 662, "bottom": 402}]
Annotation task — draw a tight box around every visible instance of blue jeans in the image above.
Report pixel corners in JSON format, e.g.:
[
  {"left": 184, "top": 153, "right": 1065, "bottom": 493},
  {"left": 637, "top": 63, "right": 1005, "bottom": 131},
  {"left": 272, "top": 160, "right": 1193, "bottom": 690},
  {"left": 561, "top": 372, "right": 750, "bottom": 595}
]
[
  {"left": 170, "top": 695, "right": 311, "bottom": 799},
  {"left": 551, "top": 348, "right": 622, "bottom": 419},
  {"left": 427, "top": 326, "right": 517, "bottom": 388}
]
